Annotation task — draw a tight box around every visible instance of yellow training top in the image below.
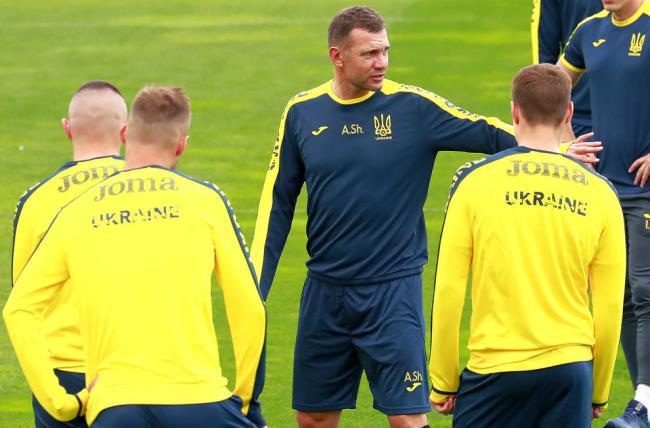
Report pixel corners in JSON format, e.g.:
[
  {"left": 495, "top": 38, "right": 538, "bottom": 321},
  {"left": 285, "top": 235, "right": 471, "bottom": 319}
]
[
  {"left": 4, "top": 166, "right": 266, "bottom": 424},
  {"left": 429, "top": 146, "right": 625, "bottom": 408},
  {"left": 11, "top": 155, "right": 124, "bottom": 373}
]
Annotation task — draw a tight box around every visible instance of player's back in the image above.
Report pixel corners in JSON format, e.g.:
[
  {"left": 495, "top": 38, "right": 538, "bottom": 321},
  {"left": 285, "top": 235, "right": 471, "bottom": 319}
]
[
  {"left": 12, "top": 155, "right": 123, "bottom": 371},
  {"left": 448, "top": 146, "right": 620, "bottom": 372},
  {"left": 52, "top": 166, "right": 254, "bottom": 422}
]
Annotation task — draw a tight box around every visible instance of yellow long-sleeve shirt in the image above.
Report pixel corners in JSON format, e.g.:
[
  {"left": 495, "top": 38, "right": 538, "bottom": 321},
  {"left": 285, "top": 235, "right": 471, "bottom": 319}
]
[
  {"left": 4, "top": 166, "right": 266, "bottom": 424},
  {"left": 429, "top": 146, "right": 625, "bottom": 408},
  {"left": 11, "top": 155, "right": 124, "bottom": 373}
]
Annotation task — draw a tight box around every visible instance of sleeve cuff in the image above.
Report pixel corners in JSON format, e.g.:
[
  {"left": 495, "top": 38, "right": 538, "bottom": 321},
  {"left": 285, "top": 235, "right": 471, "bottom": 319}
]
[
  {"left": 560, "top": 56, "right": 585, "bottom": 73},
  {"left": 430, "top": 386, "right": 456, "bottom": 404},
  {"left": 592, "top": 400, "right": 608, "bottom": 409}
]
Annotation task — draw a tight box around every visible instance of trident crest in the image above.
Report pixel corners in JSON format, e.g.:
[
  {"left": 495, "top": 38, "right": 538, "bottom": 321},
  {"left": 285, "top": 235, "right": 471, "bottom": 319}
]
[
  {"left": 630, "top": 32, "right": 646, "bottom": 57},
  {"left": 374, "top": 114, "right": 392, "bottom": 140}
]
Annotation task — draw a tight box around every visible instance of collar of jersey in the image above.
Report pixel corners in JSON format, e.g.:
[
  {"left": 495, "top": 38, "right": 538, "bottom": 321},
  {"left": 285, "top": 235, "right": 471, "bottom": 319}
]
[
  {"left": 326, "top": 80, "right": 376, "bottom": 105},
  {"left": 61, "top": 154, "right": 123, "bottom": 168},
  {"left": 612, "top": 1, "right": 648, "bottom": 27},
  {"left": 514, "top": 146, "right": 563, "bottom": 156}
]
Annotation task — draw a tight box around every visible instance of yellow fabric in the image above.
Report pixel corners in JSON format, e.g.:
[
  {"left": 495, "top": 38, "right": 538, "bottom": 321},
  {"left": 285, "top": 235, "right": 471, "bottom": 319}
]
[
  {"left": 4, "top": 166, "right": 266, "bottom": 424},
  {"left": 11, "top": 156, "right": 123, "bottom": 374},
  {"left": 611, "top": 0, "right": 650, "bottom": 27},
  {"left": 429, "top": 149, "right": 625, "bottom": 407}
]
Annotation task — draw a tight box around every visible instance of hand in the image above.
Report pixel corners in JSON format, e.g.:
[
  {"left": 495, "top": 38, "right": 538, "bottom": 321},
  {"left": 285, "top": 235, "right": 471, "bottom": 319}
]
[
  {"left": 629, "top": 153, "right": 650, "bottom": 188},
  {"left": 566, "top": 132, "right": 602, "bottom": 168},
  {"left": 592, "top": 406, "right": 604, "bottom": 419},
  {"left": 431, "top": 396, "right": 456, "bottom": 415}
]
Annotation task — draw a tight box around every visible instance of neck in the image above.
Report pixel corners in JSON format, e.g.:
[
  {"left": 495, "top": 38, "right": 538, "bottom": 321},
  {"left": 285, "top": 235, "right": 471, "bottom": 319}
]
[
  {"left": 124, "top": 143, "right": 177, "bottom": 170},
  {"left": 613, "top": 0, "right": 644, "bottom": 21},
  {"left": 331, "top": 76, "right": 370, "bottom": 100},
  {"left": 72, "top": 140, "right": 120, "bottom": 161},
  {"left": 515, "top": 125, "right": 562, "bottom": 153}
]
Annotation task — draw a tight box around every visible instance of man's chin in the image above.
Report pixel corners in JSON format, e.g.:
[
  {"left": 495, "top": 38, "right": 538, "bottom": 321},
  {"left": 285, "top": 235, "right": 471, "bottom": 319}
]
[{"left": 366, "top": 79, "right": 384, "bottom": 92}]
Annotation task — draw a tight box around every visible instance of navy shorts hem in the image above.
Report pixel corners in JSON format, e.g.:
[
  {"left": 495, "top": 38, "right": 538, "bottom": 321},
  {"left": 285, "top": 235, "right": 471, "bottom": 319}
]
[
  {"left": 374, "top": 404, "right": 432, "bottom": 415},
  {"left": 292, "top": 401, "right": 356, "bottom": 412}
]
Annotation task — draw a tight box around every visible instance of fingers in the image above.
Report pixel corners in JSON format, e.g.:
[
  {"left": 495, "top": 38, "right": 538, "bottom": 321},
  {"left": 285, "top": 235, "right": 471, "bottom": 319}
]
[
  {"left": 570, "top": 142, "right": 603, "bottom": 154},
  {"left": 629, "top": 155, "right": 650, "bottom": 187},
  {"left": 629, "top": 159, "right": 642, "bottom": 173},
  {"left": 432, "top": 397, "right": 455, "bottom": 415},
  {"left": 574, "top": 131, "right": 595, "bottom": 143},
  {"left": 635, "top": 162, "right": 649, "bottom": 187},
  {"left": 592, "top": 407, "right": 604, "bottom": 419},
  {"left": 573, "top": 154, "right": 599, "bottom": 168}
]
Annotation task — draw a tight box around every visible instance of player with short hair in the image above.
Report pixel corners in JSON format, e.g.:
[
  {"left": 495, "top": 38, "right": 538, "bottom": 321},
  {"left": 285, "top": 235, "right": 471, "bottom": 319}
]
[
  {"left": 429, "top": 63, "right": 625, "bottom": 427},
  {"left": 558, "top": 1, "right": 650, "bottom": 426},
  {"left": 252, "top": 6, "right": 600, "bottom": 428},
  {"left": 531, "top": 0, "right": 602, "bottom": 137},
  {"left": 4, "top": 85, "right": 266, "bottom": 427},
  {"left": 10, "top": 80, "right": 126, "bottom": 427}
]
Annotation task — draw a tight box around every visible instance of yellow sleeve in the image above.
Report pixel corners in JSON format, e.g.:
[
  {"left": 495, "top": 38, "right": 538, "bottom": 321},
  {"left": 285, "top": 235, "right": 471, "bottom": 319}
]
[
  {"left": 429, "top": 182, "right": 473, "bottom": 404},
  {"left": 590, "top": 192, "right": 626, "bottom": 407},
  {"left": 3, "top": 215, "right": 87, "bottom": 421},
  {"left": 12, "top": 193, "right": 42, "bottom": 283},
  {"left": 212, "top": 192, "right": 266, "bottom": 415}
]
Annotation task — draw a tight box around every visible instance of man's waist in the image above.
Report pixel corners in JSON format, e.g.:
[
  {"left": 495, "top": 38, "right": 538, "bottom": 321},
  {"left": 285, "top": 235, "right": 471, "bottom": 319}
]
[
  {"left": 87, "top": 382, "right": 232, "bottom": 424},
  {"left": 467, "top": 344, "right": 593, "bottom": 374},
  {"left": 307, "top": 266, "right": 423, "bottom": 286}
]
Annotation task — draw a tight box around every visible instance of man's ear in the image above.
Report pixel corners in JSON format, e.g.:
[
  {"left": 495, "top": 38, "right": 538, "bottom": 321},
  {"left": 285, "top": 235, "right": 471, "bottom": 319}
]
[
  {"left": 511, "top": 101, "right": 520, "bottom": 125},
  {"left": 62, "top": 118, "right": 73, "bottom": 141},
  {"left": 120, "top": 124, "right": 127, "bottom": 145},
  {"left": 564, "top": 101, "right": 574, "bottom": 125},
  {"left": 176, "top": 135, "right": 188, "bottom": 157},
  {"left": 329, "top": 46, "right": 344, "bottom": 68}
]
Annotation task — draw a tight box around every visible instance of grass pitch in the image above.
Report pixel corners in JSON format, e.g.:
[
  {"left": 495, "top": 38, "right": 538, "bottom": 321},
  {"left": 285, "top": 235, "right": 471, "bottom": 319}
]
[{"left": 0, "top": 0, "right": 631, "bottom": 426}]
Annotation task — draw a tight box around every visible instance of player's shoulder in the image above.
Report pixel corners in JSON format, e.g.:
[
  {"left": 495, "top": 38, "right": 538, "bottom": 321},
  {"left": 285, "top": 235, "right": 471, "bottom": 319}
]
[
  {"left": 13, "top": 156, "right": 121, "bottom": 222},
  {"left": 558, "top": 151, "right": 619, "bottom": 197},
  {"left": 447, "top": 148, "right": 522, "bottom": 200},
  {"left": 574, "top": 8, "right": 610, "bottom": 32},
  {"left": 20, "top": 155, "right": 123, "bottom": 199},
  {"left": 151, "top": 166, "right": 233, "bottom": 208},
  {"left": 284, "top": 81, "right": 331, "bottom": 111},
  {"left": 379, "top": 79, "right": 445, "bottom": 103}
]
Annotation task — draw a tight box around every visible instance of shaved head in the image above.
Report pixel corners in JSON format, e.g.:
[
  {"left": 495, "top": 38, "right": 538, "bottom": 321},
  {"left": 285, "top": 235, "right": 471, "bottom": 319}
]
[{"left": 67, "top": 81, "right": 127, "bottom": 144}]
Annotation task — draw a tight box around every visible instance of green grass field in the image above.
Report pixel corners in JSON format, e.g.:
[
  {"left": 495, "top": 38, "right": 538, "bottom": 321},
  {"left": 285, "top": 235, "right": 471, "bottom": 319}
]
[{"left": 0, "top": 0, "right": 632, "bottom": 426}]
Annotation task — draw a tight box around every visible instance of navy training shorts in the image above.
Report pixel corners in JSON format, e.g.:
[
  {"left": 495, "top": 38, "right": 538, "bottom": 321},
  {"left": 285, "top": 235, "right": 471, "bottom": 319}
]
[
  {"left": 292, "top": 274, "right": 430, "bottom": 415},
  {"left": 453, "top": 360, "right": 593, "bottom": 428},
  {"left": 91, "top": 396, "right": 256, "bottom": 427}
]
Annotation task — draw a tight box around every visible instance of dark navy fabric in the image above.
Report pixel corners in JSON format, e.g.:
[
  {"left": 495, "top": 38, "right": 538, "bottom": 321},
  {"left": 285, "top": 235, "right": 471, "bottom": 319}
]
[
  {"left": 571, "top": 113, "right": 593, "bottom": 138},
  {"left": 535, "top": 0, "right": 602, "bottom": 128},
  {"left": 260, "top": 86, "right": 515, "bottom": 297},
  {"left": 33, "top": 370, "right": 87, "bottom": 428},
  {"left": 619, "top": 191, "right": 650, "bottom": 386},
  {"left": 563, "top": 10, "right": 650, "bottom": 194},
  {"left": 292, "top": 274, "right": 431, "bottom": 415},
  {"left": 91, "top": 396, "right": 256, "bottom": 428},
  {"left": 453, "top": 361, "right": 593, "bottom": 428}
]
